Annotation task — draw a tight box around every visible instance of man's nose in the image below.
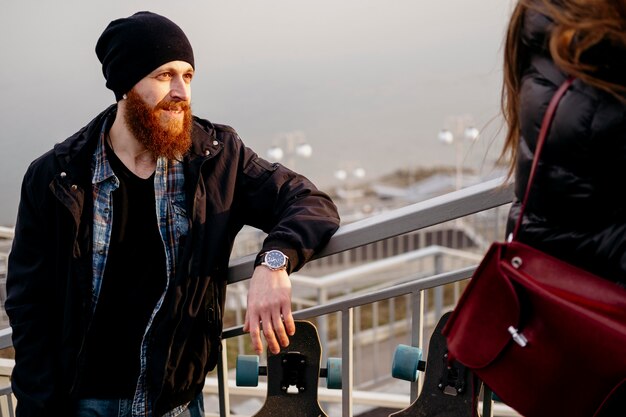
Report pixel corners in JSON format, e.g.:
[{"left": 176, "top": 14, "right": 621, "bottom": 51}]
[{"left": 170, "top": 76, "right": 191, "bottom": 101}]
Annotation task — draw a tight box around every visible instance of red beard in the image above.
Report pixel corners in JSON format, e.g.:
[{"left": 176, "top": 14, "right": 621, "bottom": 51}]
[{"left": 124, "top": 90, "right": 193, "bottom": 160}]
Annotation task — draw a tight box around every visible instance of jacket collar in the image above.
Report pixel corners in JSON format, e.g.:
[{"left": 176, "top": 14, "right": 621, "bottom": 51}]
[
  {"left": 52, "top": 105, "right": 116, "bottom": 183},
  {"left": 188, "top": 116, "right": 222, "bottom": 162},
  {"left": 522, "top": 8, "right": 553, "bottom": 55}
]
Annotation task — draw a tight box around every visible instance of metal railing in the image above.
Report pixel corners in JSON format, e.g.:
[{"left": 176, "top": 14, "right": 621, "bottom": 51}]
[
  {"left": 0, "top": 177, "right": 516, "bottom": 416},
  {"left": 0, "top": 228, "right": 13, "bottom": 240},
  {"left": 212, "top": 177, "right": 515, "bottom": 416}
]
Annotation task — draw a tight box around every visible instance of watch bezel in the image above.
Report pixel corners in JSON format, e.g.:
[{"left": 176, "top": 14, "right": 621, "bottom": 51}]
[{"left": 261, "top": 250, "right": 288, "bottom": 270}]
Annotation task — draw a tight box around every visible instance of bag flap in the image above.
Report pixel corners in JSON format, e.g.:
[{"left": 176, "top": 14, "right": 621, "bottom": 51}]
[
  {"left": 443, "top": 242, "right": 520, "bottom": 369},
  {"left": 506, "top": 241, "right": 626, "bottom": 320}
]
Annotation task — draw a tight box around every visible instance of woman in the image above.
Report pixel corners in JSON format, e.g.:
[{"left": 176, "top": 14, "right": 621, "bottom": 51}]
[{"left": 501, "top": 0, "right": 626, "bottom": 287}]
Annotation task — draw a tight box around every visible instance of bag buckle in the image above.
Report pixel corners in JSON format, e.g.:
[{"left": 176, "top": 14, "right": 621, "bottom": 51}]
[{"left": 508, "top": 326, "right": 528, "bottom": 347}]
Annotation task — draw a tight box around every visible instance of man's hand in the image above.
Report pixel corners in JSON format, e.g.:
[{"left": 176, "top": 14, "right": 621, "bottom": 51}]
[{"left": 243, "top": 266, "right": 296, "bottom": 354}]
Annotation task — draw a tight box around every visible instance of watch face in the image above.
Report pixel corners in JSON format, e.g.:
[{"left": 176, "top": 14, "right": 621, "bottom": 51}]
[{"left": 265, "top": 250, "right": 286, "bottom": 269}]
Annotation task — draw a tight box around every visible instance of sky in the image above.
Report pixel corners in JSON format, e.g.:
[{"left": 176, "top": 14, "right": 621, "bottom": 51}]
[{"left": 0, "top": 0, "right": 516, "bottom": 226}]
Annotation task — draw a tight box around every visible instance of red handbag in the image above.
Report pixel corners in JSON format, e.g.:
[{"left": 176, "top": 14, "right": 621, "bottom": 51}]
[{"left": 442, "top": 78, "right": 626, "bottom": 417}]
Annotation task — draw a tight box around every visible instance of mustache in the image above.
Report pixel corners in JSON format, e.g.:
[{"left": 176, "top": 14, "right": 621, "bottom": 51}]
[{"left": 156, "top": 100, "right": 190, "bottom": 112}]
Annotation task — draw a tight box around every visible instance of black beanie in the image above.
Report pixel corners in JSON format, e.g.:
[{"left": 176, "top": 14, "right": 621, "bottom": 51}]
[{"left": 96, "top": 11, "right": 195, "bottom": 101}]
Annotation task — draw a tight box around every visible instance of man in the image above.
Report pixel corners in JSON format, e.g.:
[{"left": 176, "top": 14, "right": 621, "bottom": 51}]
[{"left": 5, "top": 11, "right": 340, "bottom": 417}]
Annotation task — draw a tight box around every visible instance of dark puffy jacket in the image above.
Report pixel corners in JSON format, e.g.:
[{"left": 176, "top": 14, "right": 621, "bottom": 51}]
[
  {"left": 5, "top": 105, "right": 340, "bottom": 416},
  {"left": 508, "top": 9, "right": 626, "bottom": 286}
]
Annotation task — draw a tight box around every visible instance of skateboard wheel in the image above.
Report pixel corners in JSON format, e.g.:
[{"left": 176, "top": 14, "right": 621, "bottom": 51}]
[
  {"left": 236, "top": 355, "right": 260, "bottom": 387},
  {"left": 326, "top": 357, "right": 342, "bottom": 389},
  {"left": 391, "top": 344, "right": 423, "bottom": 382}
]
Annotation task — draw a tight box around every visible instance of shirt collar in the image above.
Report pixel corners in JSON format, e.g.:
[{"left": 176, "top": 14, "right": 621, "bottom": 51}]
[{"left": 92, "top": 115, "right": 116, "bottom": 185}]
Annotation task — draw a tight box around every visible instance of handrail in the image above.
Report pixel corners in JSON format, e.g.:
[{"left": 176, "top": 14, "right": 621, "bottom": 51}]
[
  {"left": 290, "top": 245, "right": 483, "bottom": 289},
  {"left": 0, "top": 328, "right": 11, "bottom": 350},
  {"left": 227, "top": 176, "right": 513, "bottom": 283},
  {"left": 0, "top": 227, "right": 14, "bottom": 240}
]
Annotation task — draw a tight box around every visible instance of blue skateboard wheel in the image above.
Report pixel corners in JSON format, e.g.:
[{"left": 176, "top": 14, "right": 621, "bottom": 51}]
[
  {"left": 391, "top": 344, "right": 423, "bottom": 382},
  {"left": 236, "top": 355, "right": 260, "bottom": 387},
  {"left": 326, "top": 357, "right": 342, "bottom": 389}
]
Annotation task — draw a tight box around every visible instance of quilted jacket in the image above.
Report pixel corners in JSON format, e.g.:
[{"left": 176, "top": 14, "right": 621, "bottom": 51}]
[{"left": 507, "top": 8, "right": 626, "bottom": 286}]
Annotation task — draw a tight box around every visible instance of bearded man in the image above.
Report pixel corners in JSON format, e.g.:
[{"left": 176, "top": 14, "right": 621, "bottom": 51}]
[{"left": 5, "top": 12, "right": 340, "bottom": 417}]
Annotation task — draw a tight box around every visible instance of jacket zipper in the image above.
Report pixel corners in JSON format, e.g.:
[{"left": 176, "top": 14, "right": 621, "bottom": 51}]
[{"left": 153, "top": 155, "right": 210, "bottom": 412}]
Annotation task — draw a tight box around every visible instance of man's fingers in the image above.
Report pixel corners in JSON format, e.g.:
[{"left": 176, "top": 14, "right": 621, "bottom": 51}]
[
  {"left": 246, "top": 312, "right": 293, "bottom": 355},
  {"left": 249, "top": 322, "right": 263, "bottom": 354},
  {"left": 283, "top": 310, "right": 296, "bottom": 337},
  {"left": 243, "top": 309, "right": 250, "bottom": 332},
  {"left": 245, "top": 308, "right": 263, "bottom": 354},
  {"left": 272, "top": 314, "right": 290, "bottom": 349},
  {"left": 261, "top": 318, "right": 281, "bottom": 354},
  {"left": 245, "top": 266, "right": 293, "bottom": 355}
]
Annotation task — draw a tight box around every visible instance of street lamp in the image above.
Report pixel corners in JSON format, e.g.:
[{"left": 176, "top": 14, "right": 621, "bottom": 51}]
[
  {"left": 334, "top": 167, "right": 366, "bottom": 183},
  {"left": 266, "top": 130, "right": 312, "bottom": 169},
  {"left": 437, "top": 116, "right": 479, "bottom": 190},
  {"left": 334, "top": 165, "right": 366, "bottom": 207}
]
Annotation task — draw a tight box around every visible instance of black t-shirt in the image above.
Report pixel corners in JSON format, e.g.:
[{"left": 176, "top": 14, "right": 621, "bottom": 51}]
[{"left": 78, "top": 140, "right": 167, "bottom": 398}]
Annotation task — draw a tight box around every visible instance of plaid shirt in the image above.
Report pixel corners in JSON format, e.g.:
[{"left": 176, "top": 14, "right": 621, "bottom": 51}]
[{"left": 91, "top": 122, "right": 189, "bottom": 417}]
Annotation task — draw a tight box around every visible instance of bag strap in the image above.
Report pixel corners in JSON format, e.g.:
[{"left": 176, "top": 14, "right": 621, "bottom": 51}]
[{"left": 511, "top": 77, "right": 575, "bottom": 240}]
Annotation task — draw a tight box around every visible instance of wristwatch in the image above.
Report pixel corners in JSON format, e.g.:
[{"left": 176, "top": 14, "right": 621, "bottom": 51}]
[{"left": 257, "top": 250, "right": 289, "bottom": 271}]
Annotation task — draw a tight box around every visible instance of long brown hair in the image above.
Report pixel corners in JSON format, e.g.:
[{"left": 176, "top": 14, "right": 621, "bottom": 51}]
[{"left": 499, "top": 0, "right": 626, "bottom": 177}]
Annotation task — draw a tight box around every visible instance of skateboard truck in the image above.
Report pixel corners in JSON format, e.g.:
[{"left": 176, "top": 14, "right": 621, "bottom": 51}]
[
  {"left": 389, "top": 313, "right": 479, "bottom": 417},
  {"left": 236, "top": 354, "right": 342, "bottom": 389},
  {"left": 280, "top": 352, "right": 307, "bottom": 393},
  {"left": 236, "top": 321, "right": 340, "bottom": 417},
  {"left": 438, "top": 351, "right": 467, "bottom": 396}
]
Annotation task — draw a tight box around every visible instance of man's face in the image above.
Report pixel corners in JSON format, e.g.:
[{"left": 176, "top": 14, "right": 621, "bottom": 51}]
[{"left": 123, "top": 60, "right": 194, "bottom": 159}]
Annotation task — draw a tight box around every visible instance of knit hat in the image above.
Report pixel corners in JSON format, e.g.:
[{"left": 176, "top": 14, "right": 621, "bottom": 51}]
[{"left": 96, "top": 11, "right": 195, "bottom": 101}]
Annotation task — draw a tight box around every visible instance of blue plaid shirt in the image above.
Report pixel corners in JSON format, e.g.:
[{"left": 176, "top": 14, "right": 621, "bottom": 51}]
[{"left": 91, "top": 122, "right": 190, "bottom": 417}]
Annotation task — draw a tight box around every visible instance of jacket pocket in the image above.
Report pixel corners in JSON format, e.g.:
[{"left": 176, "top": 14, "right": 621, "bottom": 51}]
[
  {"left": 242, "top": 157, "right": 278, "bottom": 184},
  {"left": 169, "top": 283, "right": 223, "bottom": 391},
  {"left": 204, "top": 282, "right": 224, "bottom": 376}
]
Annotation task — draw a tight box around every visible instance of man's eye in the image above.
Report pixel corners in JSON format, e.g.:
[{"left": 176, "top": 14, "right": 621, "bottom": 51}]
[
  {"left": 183, "top": 73, "right": 194, "bottom": 82},
  {"left": 158, "top": 72, "right": 172, "bottom": 80}
]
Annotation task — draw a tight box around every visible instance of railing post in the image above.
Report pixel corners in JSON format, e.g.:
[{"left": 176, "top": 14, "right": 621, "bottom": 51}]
[
  {"left": 217, "top": 339, "right": 230, "bottom": 417},
  {"left": 410, "top": 290, "right": 424, "bottom": 402},
  {"left": 483, "top": 385, "right": 494, "bottom": 417},
  {"left": 318, "top": 287, "right": 329, "bottom": 361},
  {"left": 234, "top": 284, "right": 246, "bottom": 356},
  {"left": 434, "top": 253, "right": 444, "bottom": 319},
  {"left": 341, "top": 308, "right": 354, "bottom": 417},
  {"left": 372, "top": 302, "right": 380, "bottom": 382}
]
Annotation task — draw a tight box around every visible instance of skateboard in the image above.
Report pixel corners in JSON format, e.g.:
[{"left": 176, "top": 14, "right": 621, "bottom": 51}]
[
  {"left": 389, "top": 312, "right": 480, "bottom": 417},
  {"left": 236, "top": 320, "right": 342, "bottom": 417}
]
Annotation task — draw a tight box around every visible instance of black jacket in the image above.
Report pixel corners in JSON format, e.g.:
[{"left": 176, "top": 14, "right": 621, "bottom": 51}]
[
  {"left": 508, "top": 9, "right": 626, "bottom": 286},
  {"left": 5, "top": 105, "right": 340, "bottom": 416}
]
